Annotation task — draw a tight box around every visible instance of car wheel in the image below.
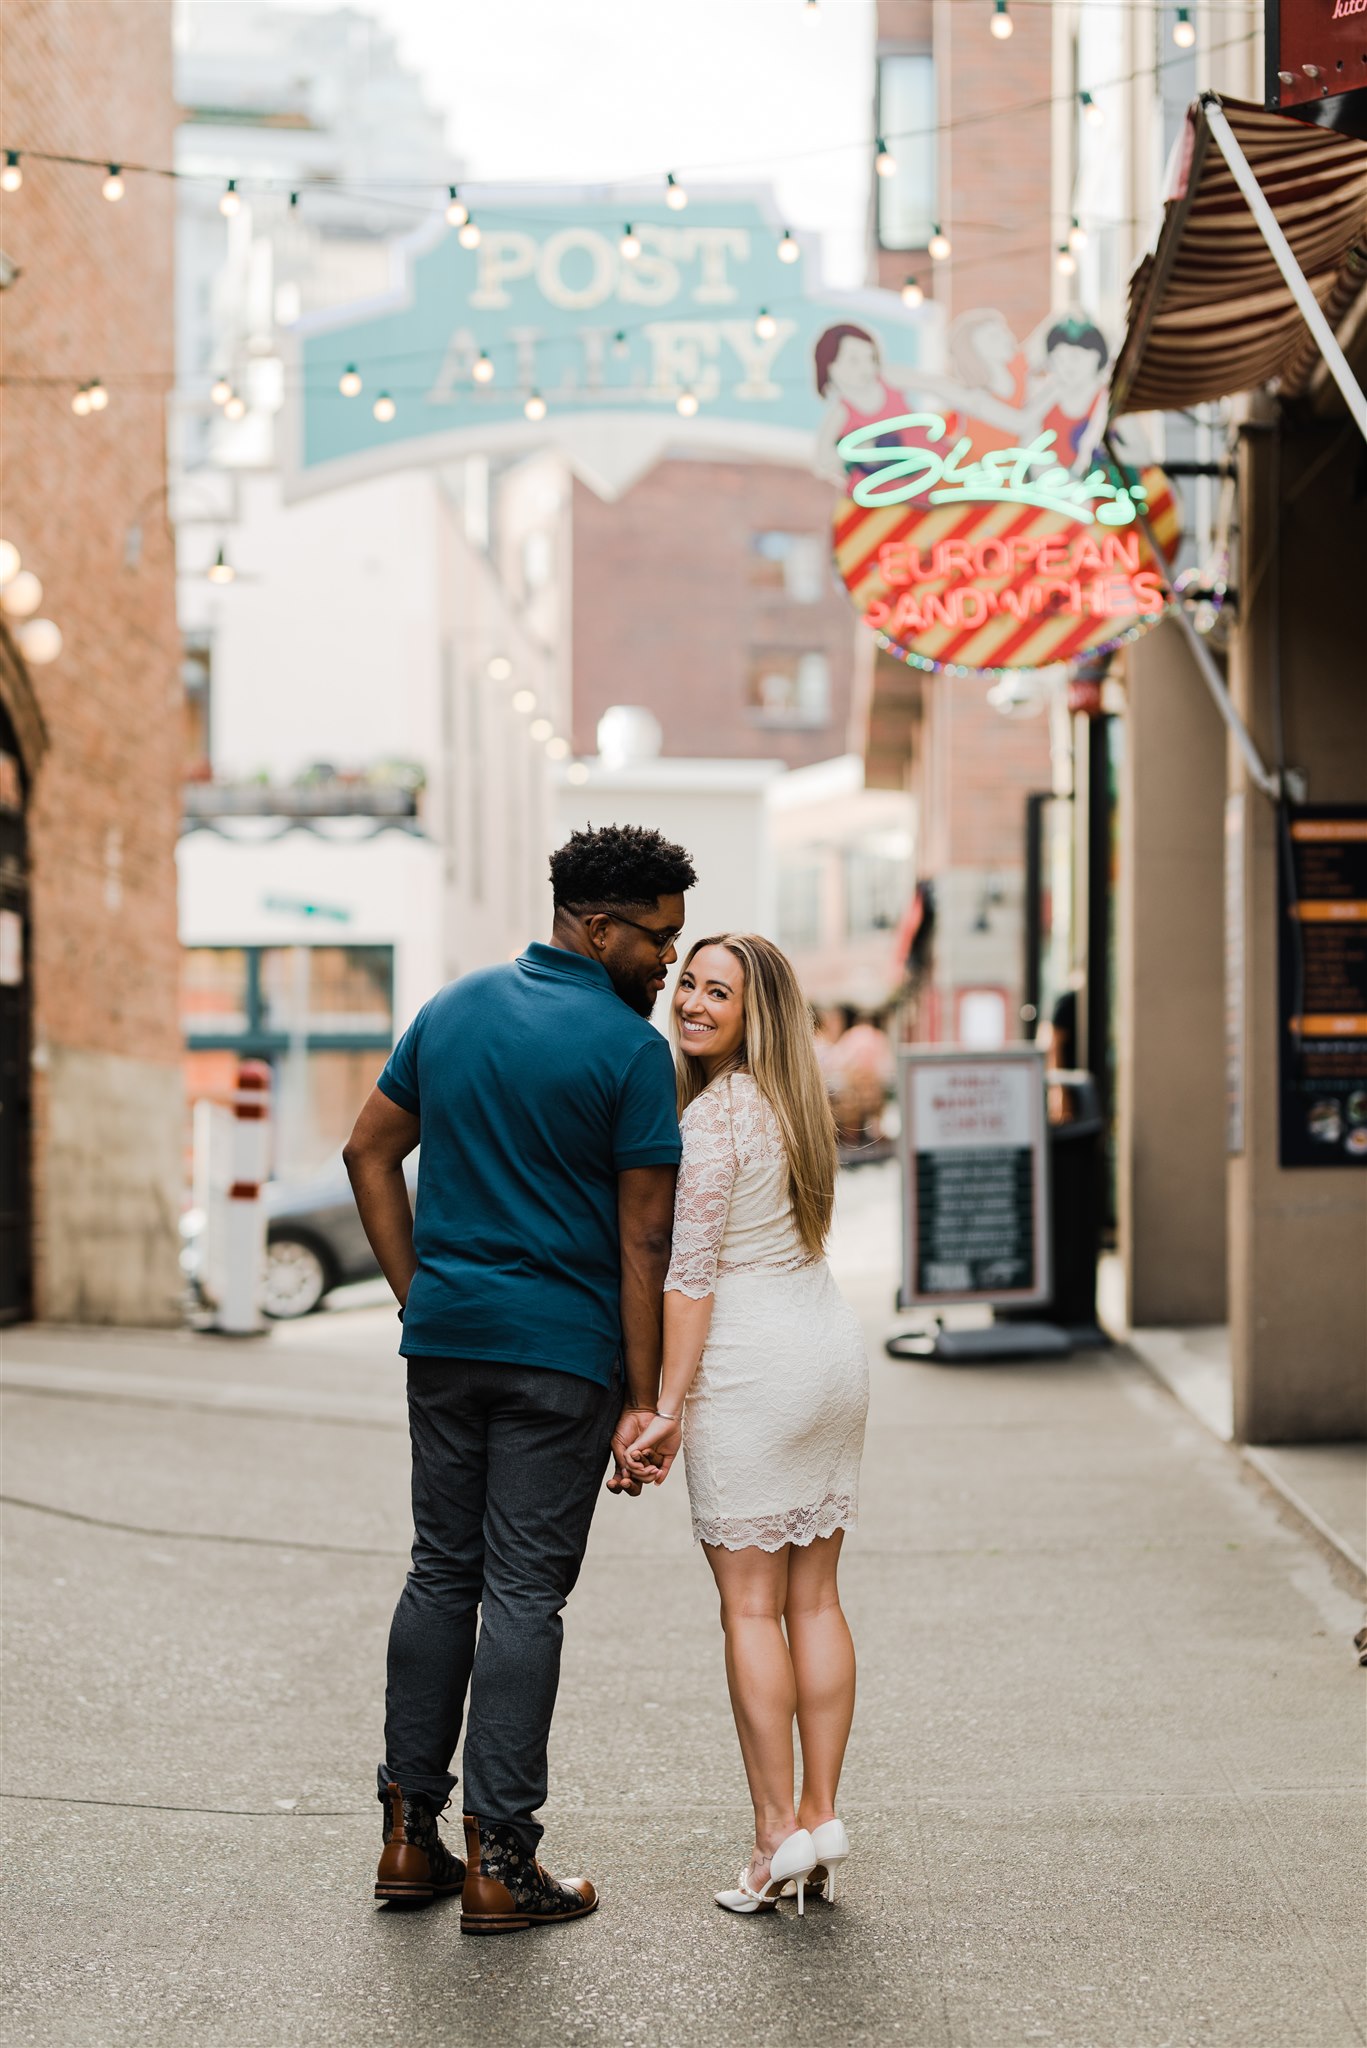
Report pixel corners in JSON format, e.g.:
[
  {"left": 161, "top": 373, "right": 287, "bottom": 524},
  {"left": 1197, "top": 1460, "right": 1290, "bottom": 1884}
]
[{"left": 262, "top": 1235, "right": 330, "bottom": 1319}]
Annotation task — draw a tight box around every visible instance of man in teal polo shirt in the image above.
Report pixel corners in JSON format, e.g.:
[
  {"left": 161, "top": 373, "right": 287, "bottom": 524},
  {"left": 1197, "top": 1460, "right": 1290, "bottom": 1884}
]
[{"left": 343, "top": 823, "right": 695, "bottom": 1933}]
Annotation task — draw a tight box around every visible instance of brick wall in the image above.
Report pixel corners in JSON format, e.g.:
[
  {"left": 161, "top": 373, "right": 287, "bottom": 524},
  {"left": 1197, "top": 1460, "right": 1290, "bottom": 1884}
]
[
  {"left": 570, "top": 461, "right": 860, "bottom": 769},
  {"left": 0, "top": 0, "right": 184, "bottom": 1319}
]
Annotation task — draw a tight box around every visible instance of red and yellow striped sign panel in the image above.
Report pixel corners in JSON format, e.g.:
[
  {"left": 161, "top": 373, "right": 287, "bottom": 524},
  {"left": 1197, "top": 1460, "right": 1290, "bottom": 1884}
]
[{"left": 833, "top": 468, "right": 1182, "bottom": 675}]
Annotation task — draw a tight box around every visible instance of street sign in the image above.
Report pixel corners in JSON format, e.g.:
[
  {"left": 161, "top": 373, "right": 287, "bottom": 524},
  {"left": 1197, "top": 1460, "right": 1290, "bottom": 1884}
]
[
  {"left": 285, "top": 190, "right": 937, "bottom": 503},
  {"left": 897, "top": 1048, "right": 1051, "bottom": 1308}
]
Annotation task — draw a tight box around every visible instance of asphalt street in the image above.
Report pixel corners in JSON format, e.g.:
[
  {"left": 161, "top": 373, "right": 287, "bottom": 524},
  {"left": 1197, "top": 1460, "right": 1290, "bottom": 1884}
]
[{"left": 3, "top": 1163, "right": 1364, "bottom": 2048}]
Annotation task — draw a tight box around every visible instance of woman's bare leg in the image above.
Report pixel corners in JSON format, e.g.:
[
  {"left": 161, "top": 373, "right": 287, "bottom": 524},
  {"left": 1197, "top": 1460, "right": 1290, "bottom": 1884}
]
[
  {"left": 704, "top": 1542, "right": 798, "bottom": 1878},
  {"left": 786, "top": 1530, "right": 855, "bottom": 1829}
]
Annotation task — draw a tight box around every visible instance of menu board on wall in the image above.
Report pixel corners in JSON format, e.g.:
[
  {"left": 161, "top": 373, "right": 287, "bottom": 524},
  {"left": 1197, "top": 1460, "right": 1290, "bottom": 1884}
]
[
  {"left": 1278, "top": 806, "right": 1367, "bottom": 1167},
  {"left": 898, "top": 1050, "right": 1050, "bottom": 1307}
]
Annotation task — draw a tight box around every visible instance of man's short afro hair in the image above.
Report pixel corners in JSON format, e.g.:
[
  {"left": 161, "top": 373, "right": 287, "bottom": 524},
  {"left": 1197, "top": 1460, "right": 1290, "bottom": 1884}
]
[{"left": 550, "top": 822, "right": 697, "bottom": 912}]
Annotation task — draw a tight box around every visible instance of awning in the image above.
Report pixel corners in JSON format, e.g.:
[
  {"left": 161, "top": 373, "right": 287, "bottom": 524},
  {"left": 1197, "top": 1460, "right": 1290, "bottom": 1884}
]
[{"left": 1109, "top": 95, "right": 1367, "bottom": 422}]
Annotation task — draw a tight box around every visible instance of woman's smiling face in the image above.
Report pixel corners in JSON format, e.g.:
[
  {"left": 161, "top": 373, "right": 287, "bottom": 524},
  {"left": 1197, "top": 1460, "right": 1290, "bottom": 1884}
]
[{"left": 674, "top": 944, "right": 746, "bottom": 1067}]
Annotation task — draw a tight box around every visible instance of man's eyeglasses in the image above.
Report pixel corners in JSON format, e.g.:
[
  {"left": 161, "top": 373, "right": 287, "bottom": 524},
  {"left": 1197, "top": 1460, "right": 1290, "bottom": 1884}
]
[{"left": 603, "top": 912, "right": 682, "bottom": 957}]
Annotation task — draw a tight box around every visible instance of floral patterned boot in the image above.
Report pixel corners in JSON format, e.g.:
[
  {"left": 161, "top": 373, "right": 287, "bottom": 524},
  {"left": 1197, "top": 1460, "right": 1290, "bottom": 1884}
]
[
  {"left": 459, "top": 1813, "right": 598, "bottom": 1934},
  {"left": 374, "top": 1781, "right": 465, "bottom": 1902}
]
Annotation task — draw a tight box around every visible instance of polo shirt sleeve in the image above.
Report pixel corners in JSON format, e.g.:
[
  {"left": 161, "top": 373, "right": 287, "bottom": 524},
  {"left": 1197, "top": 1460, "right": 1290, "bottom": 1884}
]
[
  {"left": 376, "top": 1000, "right": 428, "bottom": 1118},
  {"left": 613, "top": 1035, "right": 683, "bottom": 1170}
]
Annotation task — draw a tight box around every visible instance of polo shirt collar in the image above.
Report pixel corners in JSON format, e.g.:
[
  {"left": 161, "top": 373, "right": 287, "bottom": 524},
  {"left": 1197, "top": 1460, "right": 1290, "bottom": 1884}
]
[{"left": 519, "top": 941, "right": 615, "bottom": 992}]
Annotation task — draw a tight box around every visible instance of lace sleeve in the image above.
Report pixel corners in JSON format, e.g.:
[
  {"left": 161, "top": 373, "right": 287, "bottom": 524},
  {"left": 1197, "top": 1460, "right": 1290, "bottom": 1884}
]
[{"left": 664, "top": 1088, "right": 739, "bottom": 1299}]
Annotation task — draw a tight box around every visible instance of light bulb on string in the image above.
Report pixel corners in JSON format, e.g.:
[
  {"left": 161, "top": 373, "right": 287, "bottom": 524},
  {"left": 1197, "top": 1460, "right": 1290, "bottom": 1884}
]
[
  {"left": 665, "top": 172, "right": 687, "bottom": 211},
  {"left": 1, "top": 152, "right": 22, "bottom": 192},
  {"left": 875, "top": 137, "right": 896, "bottom": 178},
  {"left": 755, "top": 308, "right": 778, "bottom": 341},
  {"left": 990, "top": 1, "right": 1014, "bottom": 38},
  {"left": 675, "top": 388, "right": 699, "bottom": 417},
  {"left": 71, "top": 385, "right": 93, "bottom": 417},
  {"left": 611, "top": 331, "right": 630, "bottom": 360},
  {"left": 206, "top": 548, "right": 235, "bottom": 586},
  {"left": 512, "top": 688, "right": 537, "bottom": 714},
  {"left": 529, "top": 717, "right": 553, "bottom": 742},
  {"left": 1068, "top": 216, "right": 1087, "bottom": 253},
  {"left": 928, "top": 223, "right": 951, "bottom": 261},
  {"left": 804, "top": 0, "right": 819, "bottom": 17},
  {"left": 223, "top": 391, "right": 247, "bottom": 420},
  {"left": 219, "top": 178, "right": 241, "bottom": 216},
  {"left": 523, "top": 390, "right": 547, "bottom": 422},
  {"left": 0, "top": 541, "right": 20, "bottom": 585},
  {"left": 444, "top": 185, "right": 468, "bottom": 227},
  {"left": 619, "top": 223, "right": 641, "bottom": 261},
  {"left": 17, "top": 618, "right": 61, "bottom": 666},
  {"left": 1056, "top": 244, "right": 1077, "bottom": 278},
  {"left": 87, "top": 377, "right": 108, "bottom": 411},
  {"left": 1173, "top": 7, "right": 1196, "bottom": 45},
  {"left": 487, "top": 655, "right": 512, "bottom": 682},
  {"left": 372, "top": 392, "right": 396, "bottom": 422},
  {"left": 339, "top": 365, "right": 362, "bottom": 397},
  {"left": 210, "top": 374, "right": 232, "bottom": 405},
  {"left": 901, "top": 276, "right": 924, "bottom": 308},
  {"left": 777, "top": 227, "right": 800, "bottom": 264},
  {"left": 457, "top": 218, "right": 481, "bottom": 250},
  {"left": 566, "top": 761, "right": 590, "bottom": 786},
  {"left": 1080, "top": 91, "right": 1104, "bottom": 126},
  {"left": 472, "top": 350, "right": 495, "bottom": 385},
  {"left": 545, "top": 736, "right": 570, "bottom": 761},
  {"left": 1, "top": 569, "right": 41, "bottom": 617},
  {"left": 102, "top": 164, "right": 125, "bottom": 202}
]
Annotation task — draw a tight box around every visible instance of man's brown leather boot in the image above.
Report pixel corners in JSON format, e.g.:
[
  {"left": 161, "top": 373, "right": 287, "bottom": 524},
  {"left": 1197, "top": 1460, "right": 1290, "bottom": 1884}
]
[
  {"left": 458, "top": 1812, "right": 598, "bottom": 1934},
  {"left": 374, "top": 1781, "right": 465, "bottom": 1903}
]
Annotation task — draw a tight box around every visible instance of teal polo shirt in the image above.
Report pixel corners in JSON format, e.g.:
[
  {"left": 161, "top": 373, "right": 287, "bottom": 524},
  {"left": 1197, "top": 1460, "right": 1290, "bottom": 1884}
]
[{"left": 376, "top": 942, "right": 681, "bottom": 1385}]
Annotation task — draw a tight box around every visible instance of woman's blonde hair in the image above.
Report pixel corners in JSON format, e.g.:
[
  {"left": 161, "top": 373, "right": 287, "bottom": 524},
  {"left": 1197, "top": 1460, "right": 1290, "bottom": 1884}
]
[{"left": 671, "top": 933, "right": 838, "bottom": 1258}]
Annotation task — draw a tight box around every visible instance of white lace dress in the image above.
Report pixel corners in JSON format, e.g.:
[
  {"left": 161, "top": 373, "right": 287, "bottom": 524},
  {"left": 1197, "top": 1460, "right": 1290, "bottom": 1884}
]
[{"left": 665, "top": 1072, "right": 870, "bottom": 1551}]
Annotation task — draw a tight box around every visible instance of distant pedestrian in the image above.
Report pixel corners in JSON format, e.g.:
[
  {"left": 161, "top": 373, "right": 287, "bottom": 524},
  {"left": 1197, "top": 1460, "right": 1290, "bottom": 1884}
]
[
  {"left": 626, "top": 934, "right": 870, "bottom": 1916},
  {"left": 344, "top": 823, "right": 695, "bottom": 1933}
]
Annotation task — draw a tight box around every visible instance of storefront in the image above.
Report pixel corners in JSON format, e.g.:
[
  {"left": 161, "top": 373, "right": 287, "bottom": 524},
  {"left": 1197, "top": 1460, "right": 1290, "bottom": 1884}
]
[{"left": 1106, "top": 94, "right": 1367, "bottom": 1441}]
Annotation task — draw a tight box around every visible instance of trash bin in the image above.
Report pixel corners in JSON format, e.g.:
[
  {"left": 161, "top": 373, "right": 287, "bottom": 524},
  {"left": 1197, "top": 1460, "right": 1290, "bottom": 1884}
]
[{"left": 1001, "top": 1068, "right": 1106, "bottom": 1340}]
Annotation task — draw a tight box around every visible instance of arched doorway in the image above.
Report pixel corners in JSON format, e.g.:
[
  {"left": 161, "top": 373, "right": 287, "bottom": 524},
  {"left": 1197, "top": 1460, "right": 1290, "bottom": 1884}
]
[{"left": 0, "top": 696, "right": 32, "bottom": 1320}]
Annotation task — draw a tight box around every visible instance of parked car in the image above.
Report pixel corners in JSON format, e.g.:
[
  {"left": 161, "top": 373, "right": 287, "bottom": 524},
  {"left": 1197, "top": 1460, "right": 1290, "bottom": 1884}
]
[{"left": 182, "top": 1150, "right": 418, "bottom": 1320}]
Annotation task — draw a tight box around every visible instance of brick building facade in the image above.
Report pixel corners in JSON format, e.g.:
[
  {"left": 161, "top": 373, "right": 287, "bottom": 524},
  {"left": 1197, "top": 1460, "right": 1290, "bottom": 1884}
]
[
  {"left": 866, "top": 0, "right": 1056, "bottom": 1042},
  {"left": 571, "top": 462, "right": 861, "bottom": 770},
  {"left": 0, "top": 0, "right": 183, "bottom": 1321}
]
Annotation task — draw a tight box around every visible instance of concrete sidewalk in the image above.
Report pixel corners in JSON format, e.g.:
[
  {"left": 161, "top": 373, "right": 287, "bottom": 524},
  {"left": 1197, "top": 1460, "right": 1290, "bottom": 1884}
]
[{"left": 3, "top": 1165, "right": 1364, "bottom": 2047}]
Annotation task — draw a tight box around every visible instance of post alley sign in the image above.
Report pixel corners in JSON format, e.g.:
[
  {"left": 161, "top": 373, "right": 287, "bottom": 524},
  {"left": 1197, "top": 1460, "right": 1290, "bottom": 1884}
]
[
  {"left": 827, "top": 310, "right": 1182, "bottom": 675},
  {"left": 283, "top": 192, "right": 937, "bottom": 503}
]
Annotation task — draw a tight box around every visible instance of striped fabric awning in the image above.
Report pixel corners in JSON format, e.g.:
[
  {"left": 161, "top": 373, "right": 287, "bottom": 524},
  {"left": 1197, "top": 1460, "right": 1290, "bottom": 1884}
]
[{"left": 1109, "top": 95, "right": 1367, "bottom": 418}]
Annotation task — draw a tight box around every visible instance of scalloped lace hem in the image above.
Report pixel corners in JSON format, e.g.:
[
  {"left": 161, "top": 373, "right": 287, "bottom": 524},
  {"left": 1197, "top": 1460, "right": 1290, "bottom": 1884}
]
[{"left": 693, "top": 1492, "right": 858, "bottom": 1553}]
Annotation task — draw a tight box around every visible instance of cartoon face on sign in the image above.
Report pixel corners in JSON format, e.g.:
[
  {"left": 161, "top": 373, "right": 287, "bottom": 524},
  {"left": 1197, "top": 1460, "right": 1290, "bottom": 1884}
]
[{"left": 816, "top": 305, "right": 1178, "bottom": 676}]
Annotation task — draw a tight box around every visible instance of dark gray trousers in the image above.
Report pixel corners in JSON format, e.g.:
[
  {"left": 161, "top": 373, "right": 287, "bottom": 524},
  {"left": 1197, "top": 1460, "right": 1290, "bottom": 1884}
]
[{"left": 378, "top": 1356, "right": 620, "bottom": 1851}]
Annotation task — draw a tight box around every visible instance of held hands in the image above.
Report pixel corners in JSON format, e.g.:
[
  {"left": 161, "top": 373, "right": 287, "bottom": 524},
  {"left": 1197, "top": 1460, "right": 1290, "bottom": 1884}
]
[
  {"left": 607, "top": 1406, "right": 655, "bottom": 1497},
  {"left": 622, "top": 1410, "right": 682, "bottom": 1487}
]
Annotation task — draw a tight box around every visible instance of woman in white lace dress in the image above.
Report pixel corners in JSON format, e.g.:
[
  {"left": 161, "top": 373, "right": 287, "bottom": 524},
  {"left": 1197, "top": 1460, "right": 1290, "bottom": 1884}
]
[{"left": 626, "top": 934, "right": 869, "bottom": 1917}]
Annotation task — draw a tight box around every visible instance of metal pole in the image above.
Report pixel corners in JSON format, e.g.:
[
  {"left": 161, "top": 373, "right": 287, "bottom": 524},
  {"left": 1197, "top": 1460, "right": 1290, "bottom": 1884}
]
[
  {"left": 1203, "top": 96, "right": 1367, "bottom": 449},
  {"left": 1102, "top": 432, "right": 1282, "bottom": 800}
]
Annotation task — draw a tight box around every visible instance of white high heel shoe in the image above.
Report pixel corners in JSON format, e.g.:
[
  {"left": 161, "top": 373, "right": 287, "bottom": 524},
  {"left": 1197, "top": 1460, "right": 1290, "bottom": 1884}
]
[
  {"left": 715, "top": 1827, "right": 817, "bottom": 1916},
  {"left": 780, "top": 1818, "right": 850, "bottom": 1903}
]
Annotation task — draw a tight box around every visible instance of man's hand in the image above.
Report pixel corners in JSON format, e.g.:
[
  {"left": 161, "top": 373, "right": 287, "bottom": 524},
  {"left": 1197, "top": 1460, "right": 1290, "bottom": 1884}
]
[
  {"left": 606, "top": 1405, "right": 657, "bottom": 1497},
  {"left": 623, "top": 1412, "right": 682, "bottom": 1487}
]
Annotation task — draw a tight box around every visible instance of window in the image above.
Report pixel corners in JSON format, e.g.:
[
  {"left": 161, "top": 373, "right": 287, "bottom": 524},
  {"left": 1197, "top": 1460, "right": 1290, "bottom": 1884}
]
[
  {"left": 778, "top": 863, "right": 823, "bottom": 950},
  {"left": 182, "top": 631, "right": 212, "bottom": 779},
  {"left": 750, "top": 531, "right": 825, "bottom": 604},
  {"left": 181, "top": 944, "right": 396, "bottom": 1181},
  {"left": 877, "top": 52, "right": 937, "bottom": 251},
  {"left": 845, "top": 849, "right": 907, "bottom": 937},
  {"left": 746, "top": 650, "right": 831, "bottom": 727}
]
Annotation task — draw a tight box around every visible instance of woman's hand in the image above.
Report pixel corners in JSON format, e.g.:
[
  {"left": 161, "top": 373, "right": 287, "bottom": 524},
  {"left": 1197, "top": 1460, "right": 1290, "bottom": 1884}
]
[
  {"left": 624, "top": 1411, "right": 683, "bottom": 1486},
  {"left": 607, "top": 1405, "right": 655, "bottom": 1496}
]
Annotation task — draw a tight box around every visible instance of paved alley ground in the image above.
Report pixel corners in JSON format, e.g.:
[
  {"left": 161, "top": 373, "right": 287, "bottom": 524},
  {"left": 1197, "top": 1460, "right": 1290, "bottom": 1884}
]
[{"left": 3, "top": 1164, "right": 1363, "bottom": 2047}]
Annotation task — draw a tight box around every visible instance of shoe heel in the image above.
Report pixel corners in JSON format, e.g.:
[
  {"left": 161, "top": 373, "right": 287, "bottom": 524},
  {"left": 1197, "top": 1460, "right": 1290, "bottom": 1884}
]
[
  {"left": 796, "top": 1877, "right": 806, "bottom": 1917},
  {"left": 827, "top": 1863, "right": 838, "bottom": 1904}
]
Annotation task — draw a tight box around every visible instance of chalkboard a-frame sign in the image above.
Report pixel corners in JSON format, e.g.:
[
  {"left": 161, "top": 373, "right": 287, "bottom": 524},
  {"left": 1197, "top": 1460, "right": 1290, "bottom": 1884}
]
[{"left": 898, "top": 1048, "right": 1051, "bottom": 1310}]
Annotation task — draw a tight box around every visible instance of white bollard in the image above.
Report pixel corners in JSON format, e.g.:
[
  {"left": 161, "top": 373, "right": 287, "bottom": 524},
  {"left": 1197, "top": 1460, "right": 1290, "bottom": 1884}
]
[{"left": 217, "top": 1058, "right": 272, "bottom": 1336}]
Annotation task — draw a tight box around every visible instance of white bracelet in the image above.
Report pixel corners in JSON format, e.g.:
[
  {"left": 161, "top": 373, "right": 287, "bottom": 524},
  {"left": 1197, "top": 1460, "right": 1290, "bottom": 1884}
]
[{"left": 655, "top": 1407, "right": 680, "bottom": 1420}]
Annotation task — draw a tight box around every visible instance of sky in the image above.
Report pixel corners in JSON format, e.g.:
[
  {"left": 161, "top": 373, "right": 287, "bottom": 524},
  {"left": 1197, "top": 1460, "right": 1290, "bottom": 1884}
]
[{"left": 266, "top": 0, "right": 877, "bottom": 287}]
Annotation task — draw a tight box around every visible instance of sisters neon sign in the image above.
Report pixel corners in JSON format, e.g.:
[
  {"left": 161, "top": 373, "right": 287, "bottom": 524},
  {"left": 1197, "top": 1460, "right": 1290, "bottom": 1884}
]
[{"left": 836, "top": 413, "right": 1147, "bottom": 527}]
